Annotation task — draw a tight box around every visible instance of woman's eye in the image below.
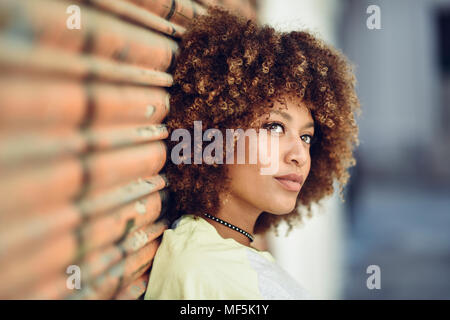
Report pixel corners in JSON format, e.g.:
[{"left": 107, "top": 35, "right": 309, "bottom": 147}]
[
  {"left": 263, "top": 122, "right": 285, "bottom": 134},
  {"left": 301, "top": 134, "right": 314, "bottom": 144},
  {"left": 262, "top": 123, "right": 315, "bottom": 144}
]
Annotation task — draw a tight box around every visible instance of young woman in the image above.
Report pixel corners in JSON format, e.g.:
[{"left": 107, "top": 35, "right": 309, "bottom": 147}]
[{"left": 144, "top": 5, "right": 360, "bottom": 300}]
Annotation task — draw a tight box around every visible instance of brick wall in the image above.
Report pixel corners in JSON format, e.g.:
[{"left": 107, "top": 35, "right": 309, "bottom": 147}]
[{"left": 0, "top": 0, "right": 258, "bottom": 299}]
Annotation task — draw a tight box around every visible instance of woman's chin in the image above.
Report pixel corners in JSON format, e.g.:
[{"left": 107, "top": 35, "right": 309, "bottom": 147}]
[{"left": 265, "top": 202, "right": 297, "bottom": 215}]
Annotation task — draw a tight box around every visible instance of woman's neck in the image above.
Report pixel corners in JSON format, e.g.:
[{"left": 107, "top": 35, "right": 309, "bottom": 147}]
[{"left": 204, "top": 192, "right": 262, "bottom": 248}]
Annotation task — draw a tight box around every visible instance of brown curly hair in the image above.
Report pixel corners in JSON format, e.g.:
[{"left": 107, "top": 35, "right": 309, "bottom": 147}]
[{"left": 163, "top": 5, "right": 361, "bottom": 236}]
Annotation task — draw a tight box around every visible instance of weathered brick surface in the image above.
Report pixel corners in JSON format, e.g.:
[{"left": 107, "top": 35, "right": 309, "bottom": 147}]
[{"left": 0, "top": 0, "right": 257, "bottom": 299}]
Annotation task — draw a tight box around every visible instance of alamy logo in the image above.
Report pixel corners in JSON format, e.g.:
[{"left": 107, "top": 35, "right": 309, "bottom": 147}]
[
  {"left": 366, "top": 5, "right": 381, "bottom": 30},
  {"left": 366, "top": 265, "right": 381, "bottom": 289},
  {"left": 66, "top": 5, "right": 81, "bottom": 30},
  {"left": 66, "top": 265, "right": 81, "bottom": 290},
  {"left": 170, "top": 121, "right": 280, "bottom": 175}
]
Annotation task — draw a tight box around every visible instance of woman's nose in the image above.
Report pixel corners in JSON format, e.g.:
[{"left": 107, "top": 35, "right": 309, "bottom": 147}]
[{"left": 284, "top": 135, "right": 307, "bottom": 167}]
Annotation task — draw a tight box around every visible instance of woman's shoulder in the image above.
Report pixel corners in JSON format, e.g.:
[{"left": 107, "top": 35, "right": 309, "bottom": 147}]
[
  {"left": 144, "top": 215, "right": 265, "bottom": 299},
  {"left": 158, "top": 214, "right": 282, "bottom": 274},
  {"left": 156, "top": 214, "right": 251, "bottom": 265},
  {"left": 145, "top": 214, "right": 314, "bottom": 299}
]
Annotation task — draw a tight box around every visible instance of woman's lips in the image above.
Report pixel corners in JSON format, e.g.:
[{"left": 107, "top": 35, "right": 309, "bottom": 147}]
[{"left": 274, "top": 177, "right": 302, "bottom": 192}]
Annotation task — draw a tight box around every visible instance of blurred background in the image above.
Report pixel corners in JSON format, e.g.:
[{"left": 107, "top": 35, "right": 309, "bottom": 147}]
[
  {"left": 0, "top": 0, "right": 449, "bottom": 299},
  {"left": 260, "top": 0, "right": 450, "bottom": 299}
]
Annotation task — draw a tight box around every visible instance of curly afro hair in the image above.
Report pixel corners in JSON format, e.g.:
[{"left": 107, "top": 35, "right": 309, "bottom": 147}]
[{"left": 163, "top": 5, "right": 361, "bottom": 236}]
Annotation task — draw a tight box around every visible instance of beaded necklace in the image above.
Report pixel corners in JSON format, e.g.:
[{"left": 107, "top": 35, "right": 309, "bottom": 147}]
[{"left": 203, "top": 213, "right": 254, "bottom": 242}]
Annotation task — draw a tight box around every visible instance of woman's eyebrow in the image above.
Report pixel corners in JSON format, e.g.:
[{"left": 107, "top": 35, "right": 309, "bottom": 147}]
[
  {"left": 271, "top": 110, "right": 314, "bottom": 130},
  {"left": 271, "top": 110, "right": 292, "bottom": 121},
  {"left": 301, "top": 122, "right": 315, "bottom": 130}
]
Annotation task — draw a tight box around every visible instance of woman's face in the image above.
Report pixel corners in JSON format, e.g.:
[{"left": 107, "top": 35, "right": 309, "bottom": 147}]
[{"left": 226, "top": 93, "right": 315, "bottom": 215}]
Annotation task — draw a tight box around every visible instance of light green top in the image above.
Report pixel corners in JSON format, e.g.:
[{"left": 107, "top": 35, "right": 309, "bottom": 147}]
[
  {"left": 143, "top": 214, "right": 275, "bottom": 300},
  {"left": 144, "top": 214, "right": 313, "bottom": 300}
]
